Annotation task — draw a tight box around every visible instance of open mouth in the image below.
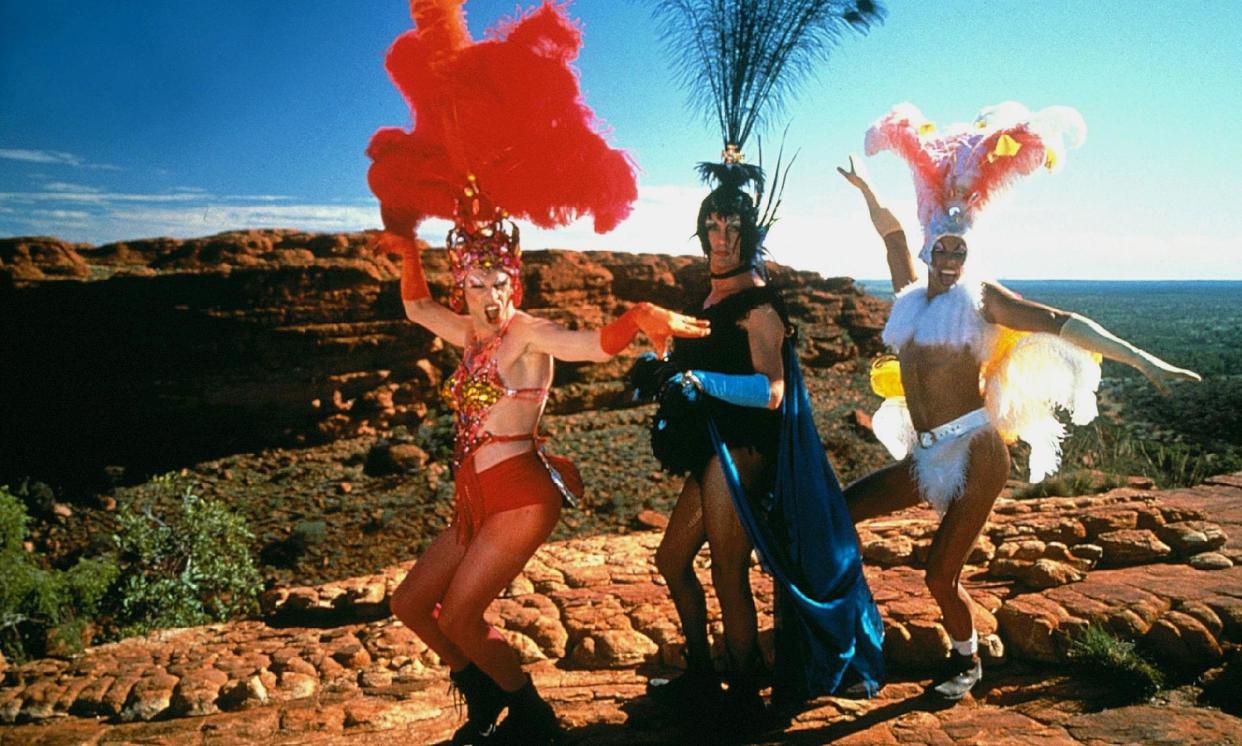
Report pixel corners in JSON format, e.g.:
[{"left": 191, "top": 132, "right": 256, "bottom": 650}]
[
  {"left": 484, "top": 304, "right": 501, "bottom": 324},
  {"left": 937, "top": 269, "right": 959, "bottom": 286}
]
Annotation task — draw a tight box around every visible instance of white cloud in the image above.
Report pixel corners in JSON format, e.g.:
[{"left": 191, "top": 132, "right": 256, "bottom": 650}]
[
  {"left": 0, "top": 190, "right": 205, "bottom": 205},
  {"left": 3, "top": 178, "right": 1239, "bottom": 279},
  {"left": 217, "top": 194, "right": 293, "bottom": 202},
  {"left": 0, "top": 148, "right": 120, "bottom": 171},
  {"left": 31, "top": 208, "right": 94, "bottom": 220},
  {"left": 0, "top": 183, "right": 377, "bottom": 243},
  {"left": 512, "top": 184, "right": 705, "bottom": 256},
  {"left": 38, "top": 181, "right": 104, "bottom": 194},
  {"left": 105, "top": 203, "right": 378, "bottom": 236},
  {"left": 0, "top": 148, "right": 82, "bottom": 165}
]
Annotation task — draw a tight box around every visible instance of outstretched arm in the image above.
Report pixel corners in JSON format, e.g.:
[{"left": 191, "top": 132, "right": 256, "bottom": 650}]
[
  {"left": 516, "top": 302, "right": 711, "bottom": 363},
  {"left": 838, "top": 155, "right": 918, "bottom": 292},
  {"left": 982, "top": 283, "right": 1200, "bottom": 393},
  {"left": 370, "top": 230, "right": 470, "bottom": 348}
]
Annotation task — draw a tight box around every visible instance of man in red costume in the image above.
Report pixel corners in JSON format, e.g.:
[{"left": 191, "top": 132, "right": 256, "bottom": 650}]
[{"left": 366, "top": 3, "right": 708, "bottom": 743}]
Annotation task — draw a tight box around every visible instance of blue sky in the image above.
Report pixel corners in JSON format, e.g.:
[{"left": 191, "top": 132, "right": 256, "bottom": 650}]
[{"left": 2, "top": 1, "right": 1240, "bottom": 279}]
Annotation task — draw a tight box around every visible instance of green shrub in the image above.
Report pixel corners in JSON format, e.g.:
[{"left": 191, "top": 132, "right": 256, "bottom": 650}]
[
  {"left": 1067, "top": 624, "right": 1164, "bottom": 704},
  {"left": 416, "top": 410, "right": 456, "bottom": 464},
  {"left": 0, "top": 486, "right": 119, "bottom": 661},
  {"left": 111, "top": 474, "right": 262, "bottom": 636},
  {"left": 1012, "top": 469, "right": 1127, "bottom": 499},
  {"left": 1011, "top": 418, "right": 1242, "bottom": 493}
]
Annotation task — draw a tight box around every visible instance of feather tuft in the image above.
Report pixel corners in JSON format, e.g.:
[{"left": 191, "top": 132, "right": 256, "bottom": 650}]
[
  {"left": 367, "top": 0, "right": 637, "bottom": 236},
  {"left": 695, "top": 161, "right": 766, "bottom": 194},
  {"left": 651, "top": 0, "right": 885, "bottom": 151}
]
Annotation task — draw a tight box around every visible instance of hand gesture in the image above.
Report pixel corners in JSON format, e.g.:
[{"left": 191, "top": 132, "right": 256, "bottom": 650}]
[
  {"left": 836, "top": 154, "right": 872, "bottom": 192},
  {"left": 1137, "top": 352, "right": 1201, "bottom": 395},
  {"left": 366, "top": 230, "right": 419, "bottom": 258},
  {"left": 634, "top": 304, "right": 710, "bottom": 357}
]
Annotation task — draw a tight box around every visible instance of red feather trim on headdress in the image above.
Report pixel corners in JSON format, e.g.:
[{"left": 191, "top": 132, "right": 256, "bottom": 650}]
[
  {"left": 367, "top": 0, "right": 637, "bottom": 238},
  {"left": 864, "top": 103, "right": 940, "bottom": 203},
  {"left": 969, "top": 125, "right": 1047, "bottom": 211}
]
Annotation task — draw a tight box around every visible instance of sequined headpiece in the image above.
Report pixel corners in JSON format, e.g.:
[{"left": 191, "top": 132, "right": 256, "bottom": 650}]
[
  {"left": 445, "top": 176, "right": 523, "bottom": 311},
  {"left": 865, "top": 101, "right": 1086, "bottom": 264}
]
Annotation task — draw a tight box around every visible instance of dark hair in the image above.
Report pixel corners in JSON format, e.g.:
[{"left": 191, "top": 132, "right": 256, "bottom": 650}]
[{"left": 695, "top": 185, "right": 762, "bottom": 265}]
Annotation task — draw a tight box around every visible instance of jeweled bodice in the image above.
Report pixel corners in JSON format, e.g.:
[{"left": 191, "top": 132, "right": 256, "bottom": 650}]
[{"left": 440, "top": 319, "right": 546, "bottom": 469}]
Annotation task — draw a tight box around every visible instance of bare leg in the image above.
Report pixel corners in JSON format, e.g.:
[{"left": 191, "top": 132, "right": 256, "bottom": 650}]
[
  {"left": 843, "top": 459, "right": 922, "bottom": 524},
  {"left": 924, "top": 430, "right": 1010, "bottom": 641},
  {"left": 699, "top": 448, "right": 766, "bottom": 676},
  {"left": 389, "top": 528, "right": 470, "bottom": 670},
  {"left": 654, "top": 476, "right": 711, "bottom": 667},
  {"left": 436, "top": 500, "right": 560, "bottom": 692}
]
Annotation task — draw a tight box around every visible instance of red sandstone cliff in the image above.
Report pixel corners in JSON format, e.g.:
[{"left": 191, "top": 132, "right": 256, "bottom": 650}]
[{"left": 0, "top": 230, "right": 887, "bottom": 490}]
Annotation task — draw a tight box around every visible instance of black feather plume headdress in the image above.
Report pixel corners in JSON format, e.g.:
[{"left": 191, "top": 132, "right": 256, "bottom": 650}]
[{"left": 651, "top": 0, "right": 885, "bottom": 264}]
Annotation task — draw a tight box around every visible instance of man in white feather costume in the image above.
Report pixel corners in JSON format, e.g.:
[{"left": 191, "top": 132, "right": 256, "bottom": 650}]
[{"left": 838, "top": 102, "right": 1199, "bottom": 701}]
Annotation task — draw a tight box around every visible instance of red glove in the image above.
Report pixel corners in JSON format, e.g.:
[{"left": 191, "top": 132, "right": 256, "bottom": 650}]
[
  {"left": 600, "top": 302, "right": 710, "bottom": 356},
  {"left": 368, "top": 231, "right": 429, "bottom": 302}
]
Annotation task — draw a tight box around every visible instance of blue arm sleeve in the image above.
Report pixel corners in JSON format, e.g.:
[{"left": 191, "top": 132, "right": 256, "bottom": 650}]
[{"left": 687, "top": 370, "right": 772, "bottom": 409}]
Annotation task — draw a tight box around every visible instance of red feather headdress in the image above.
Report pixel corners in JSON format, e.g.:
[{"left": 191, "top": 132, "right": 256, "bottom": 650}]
[
  {"left": 366, "top": 0, "right": 638, "bottom": 308},
  {"left": 864, "top": 102, "right": 1086, "bottom": 263}
]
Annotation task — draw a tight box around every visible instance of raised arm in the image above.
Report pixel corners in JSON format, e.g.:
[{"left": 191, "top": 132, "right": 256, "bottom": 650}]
[
  {"left": 982, "top": 283, "right": 1200, "bottom": 393},
  {"left": 513, "top": 302, "right": 711, "bottom": 364},
  {"left": 837, "top": 156, "right": 918, "bottom": 292},
  {"left": 370, "top": 230, "right": 470, "bottom": 348}
]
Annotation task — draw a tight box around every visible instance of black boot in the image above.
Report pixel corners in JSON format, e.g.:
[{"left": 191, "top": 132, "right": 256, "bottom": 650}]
[
  {"left": 646, "top": 661, "right": 723, "bottom": 712},
  {"left": 491, "top": 676, "right": 560, "bottom": 745},
  {"left": 930, "top": 651, "right": 983, "bottom": 701},
  {"left": 718, "top": 670, "right": 767, "bottom": 737},
  {"left": 449, "top": 664, "right": 506, "bottom": 744}
]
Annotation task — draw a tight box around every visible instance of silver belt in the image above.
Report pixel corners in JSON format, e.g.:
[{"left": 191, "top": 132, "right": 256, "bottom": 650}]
[{"left": 917, "top": 408, "right": 990, "bottom": 449}]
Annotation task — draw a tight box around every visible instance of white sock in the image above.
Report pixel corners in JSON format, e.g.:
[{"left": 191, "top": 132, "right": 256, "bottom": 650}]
[{"left": 951, "top": 631, "right": 977, "bottom": 656}]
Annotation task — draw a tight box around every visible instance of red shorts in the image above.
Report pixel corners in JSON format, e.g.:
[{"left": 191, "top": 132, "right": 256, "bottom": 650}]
[{"left": 453, "top": 450, "right": 563, "bottom": 544}]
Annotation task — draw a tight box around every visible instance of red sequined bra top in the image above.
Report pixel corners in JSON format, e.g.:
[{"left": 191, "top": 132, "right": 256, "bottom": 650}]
[{"left": 440, "top": 317, "right": 548, "bottom": 470}]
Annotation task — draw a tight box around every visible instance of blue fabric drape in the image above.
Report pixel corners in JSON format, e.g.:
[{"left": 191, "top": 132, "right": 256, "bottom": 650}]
[{"left": 707, "top": 341, "right": 885, "bottom": 697}]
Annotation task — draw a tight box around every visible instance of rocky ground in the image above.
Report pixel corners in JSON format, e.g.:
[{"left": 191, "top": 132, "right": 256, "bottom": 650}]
[{"left": 3, "top": 473, "right": 1240, "bottom": 743}]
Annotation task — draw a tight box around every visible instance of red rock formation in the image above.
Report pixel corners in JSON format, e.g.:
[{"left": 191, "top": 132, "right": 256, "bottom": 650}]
[
  {"left": 0, "top": 230, "right": 886, "bottom": 490},
  {"left": 3, "top": 475, "right": 1239, "bottom": 742}
]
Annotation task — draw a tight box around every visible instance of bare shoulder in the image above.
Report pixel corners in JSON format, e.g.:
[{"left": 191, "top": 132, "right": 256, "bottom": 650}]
[
  {"left": 502, "top": 311, "right": 544, "bottom": 345},
  {"left": 980, "top": 280, "right": 1066, "bottom": 332},
  {"left": 508, "top": 310, "right": 552, "bottom": 335},
  {"left": 980, "top": 281, "right": 1018, "bottom": 316},
  {"left": 982, "top": 280, "right": 1017, "bottom": 301},
  {"left": 743, "top": 303, "right": 784, "bottom": 336}
]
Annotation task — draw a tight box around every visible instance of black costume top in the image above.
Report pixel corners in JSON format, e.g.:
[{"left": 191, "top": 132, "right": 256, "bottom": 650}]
[{"left": 652, "top": 285, "right": 790, "bottom": 479}]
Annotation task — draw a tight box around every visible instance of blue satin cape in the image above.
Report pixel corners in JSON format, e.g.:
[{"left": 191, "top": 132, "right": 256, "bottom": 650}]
[{"left": 707, "top": 340, "right": 885, "bottom": 697}]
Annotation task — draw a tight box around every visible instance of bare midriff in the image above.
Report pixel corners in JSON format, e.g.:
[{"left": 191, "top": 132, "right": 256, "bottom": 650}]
[
  {"left": 441, "top": 318, "right": 553, "bottom": 473},
  {"left": 898, "top": 343, "right": 987, "bottom": 433}
]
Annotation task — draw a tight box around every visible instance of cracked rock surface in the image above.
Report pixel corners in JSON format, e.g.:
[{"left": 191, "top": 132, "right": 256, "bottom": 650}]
[{"left": 3, "top": 475, "right": 1241, "bottom": 743}]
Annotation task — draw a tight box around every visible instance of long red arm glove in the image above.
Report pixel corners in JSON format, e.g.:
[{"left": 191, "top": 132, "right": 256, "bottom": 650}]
[
  {"left": 600, "top": 302, "right": 710, "bottom": 357},
  {"left": 369, "top": 231, "right": 430, "bottom": 302}
]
